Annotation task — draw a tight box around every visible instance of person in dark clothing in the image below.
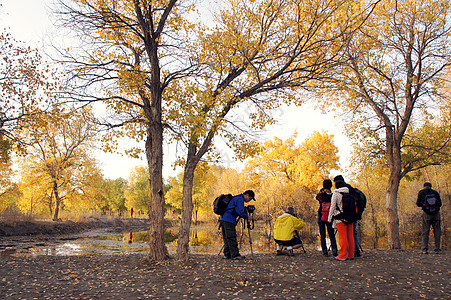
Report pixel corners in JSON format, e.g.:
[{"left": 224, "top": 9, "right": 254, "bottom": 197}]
[
  {"left": 315, "top": 179, "right": 338, "bottom": 257},
  {"left": 333, "top": 175, "right": 363, "bottom": 257},
  {"left": 219, "top": 190, "right": 255, "bottom": 260},
  {"left": 416, "top": 182, "right": 442, "bottom": 254}
]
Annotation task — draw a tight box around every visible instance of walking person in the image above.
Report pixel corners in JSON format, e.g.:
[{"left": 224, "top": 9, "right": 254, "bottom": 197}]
[
  {"left": 328, "top": 180, "right": 355, "bottom": 261},
  {"left": 219, "top": 190, "right": 255, "bottom": 260},
  {"left": 315, "top": 179, "right": 338, "bottom": 257},
  {"left": 416, "top": 182, "right": 442, "bottom": 254}
]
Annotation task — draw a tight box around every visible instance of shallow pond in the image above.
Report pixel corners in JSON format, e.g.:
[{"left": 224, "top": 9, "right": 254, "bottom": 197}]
[{"left": 2, "top": 223, "right": 282, "bottom": 257}]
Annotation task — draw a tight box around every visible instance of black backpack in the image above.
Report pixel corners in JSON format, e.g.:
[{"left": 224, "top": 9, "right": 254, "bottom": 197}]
[
  {"left": 335, "top": 189, "right": 366, "bottom": 223},
  {"left": 423, "top": 192, "right": 440, "bottom": 215},
  {"left": 213, "top": 194, "right": 233, "bottom": 215},
  {"left": 354, "top": 188, "right": 367, "bottom": 220}
]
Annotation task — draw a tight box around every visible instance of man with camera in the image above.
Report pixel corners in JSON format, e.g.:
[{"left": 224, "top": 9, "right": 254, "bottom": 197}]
[
  {"left": 274, "top": 206, "right": 305, "bottom": 256},
  {"left": 219, "top": 190, "right": 256, "bottom": 260}
]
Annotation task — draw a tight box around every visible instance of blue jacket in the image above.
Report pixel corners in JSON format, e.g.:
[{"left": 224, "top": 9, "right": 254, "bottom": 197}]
[{"left": 219, "top": 194, "right": 248, "bottom": 224}]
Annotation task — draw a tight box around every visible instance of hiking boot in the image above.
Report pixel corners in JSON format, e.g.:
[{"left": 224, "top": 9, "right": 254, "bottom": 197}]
[
  {"left": 322, "top": 253, "right": 329, "bottom": 257},
  {"left": 285, "top": 249, "right": 294, "bottom": 256},
  {"left": 334, "top": 256, "right": 346, "bottom": 261},
  {"left": 434, "top": 249, "right": 442, "bottom": 254},
  {"left": 223, "top": 255, "right": 231, "bottom": 259},
  {"left": 422, "top": 249, "right": 429, "bottom": 254},
  {"left": 276, "top": 250, "right": 284, "bottom": 256},
  {"left": 355, "top": 252, "right": 361, "bottom": 257},
  {"left": 231, "top": 255, "right": 246, "bottom": 260}
]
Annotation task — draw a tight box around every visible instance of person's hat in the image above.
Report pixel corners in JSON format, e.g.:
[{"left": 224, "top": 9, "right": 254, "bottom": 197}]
[{"left": 244, "top": 190, "right": 256, "bottom": 201}]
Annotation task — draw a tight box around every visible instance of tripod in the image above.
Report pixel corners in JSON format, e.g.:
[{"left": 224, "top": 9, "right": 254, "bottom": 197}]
[{"left": 217, "top": 217, "right": 255, "bottom": 258}]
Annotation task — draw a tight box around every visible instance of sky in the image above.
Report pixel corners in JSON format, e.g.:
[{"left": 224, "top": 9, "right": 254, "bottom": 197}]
[{"left": 0, "top": 0, "right": 352, "bottom": 180}]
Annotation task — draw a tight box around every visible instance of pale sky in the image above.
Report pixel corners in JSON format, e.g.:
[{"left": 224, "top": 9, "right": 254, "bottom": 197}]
[{"left": 1, "top": 0, "right": 351, "bottom": 180}]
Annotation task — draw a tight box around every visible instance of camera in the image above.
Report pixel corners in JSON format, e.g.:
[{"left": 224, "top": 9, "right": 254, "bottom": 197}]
[{"left": 245, "top": 205, "right": 255, "bottom": 214}]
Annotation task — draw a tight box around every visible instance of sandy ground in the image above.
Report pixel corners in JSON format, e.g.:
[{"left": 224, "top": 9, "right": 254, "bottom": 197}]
[
  {"left": 1, "top": 249, "right": 449, "bottom": 299},
  {"left": 0, "top": 219, "right": 449, "bottom": 299}
]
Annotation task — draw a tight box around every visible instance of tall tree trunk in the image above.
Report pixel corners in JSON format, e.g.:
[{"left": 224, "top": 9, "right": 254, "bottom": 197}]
[
  {"left": 146, "top": 122, "right": 170, "bottom": 261},
  {"left": 386, "top": 168, "right": 402, "bottom": 249},
  {"left": 177, "top": 161, "right": 196, "bottom": 262},
  {"left": 52, "top": 181, "right": 60, "bottom": 221}
]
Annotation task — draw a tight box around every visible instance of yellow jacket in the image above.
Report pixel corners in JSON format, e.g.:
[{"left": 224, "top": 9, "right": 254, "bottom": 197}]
[{"left": 274, "top": 213, "right": 305, "bottom": 241}]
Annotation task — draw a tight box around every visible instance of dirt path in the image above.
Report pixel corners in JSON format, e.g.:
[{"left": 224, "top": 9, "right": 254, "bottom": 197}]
[{"left": 1, "top": 249, "right": 449, "bottom": 299}]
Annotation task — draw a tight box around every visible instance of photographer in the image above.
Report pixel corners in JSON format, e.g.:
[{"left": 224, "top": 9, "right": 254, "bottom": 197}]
[
  {"left": 219, "top": 190, "right": 256, "bottom": 260},
  {"left": 274, "top": 206, "right": 305, "bottom": 256}
]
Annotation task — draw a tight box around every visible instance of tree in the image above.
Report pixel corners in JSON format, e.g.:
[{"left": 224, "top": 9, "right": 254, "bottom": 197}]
[
  {"left": 165, "top": 163, "right": 219, "bottom": 224},
  {"left": 0, "top": 30, "right": 56, "bottom": 197},
  {"left": 125, "top": 166, "right": 151, "bottom": 215},
  {"left": 171, "top": 0, "right": 367, "bottom": 261},
  {"left": 0, "top": 30, "right": 56, "bottom": 154},
  {"left": 100, "top": 178, "right": 127, "bottom": 215},
  {"left": 20, "top": 107, "right": 99, "bottom": 220},
  {"left": 243, "top": 132, "right": 339, "bottom": 235},
  {"left": 55, "top": 0, "right": 197, "bottom": 261},
  {"left": 321, "top": 0, "right": 451, "bottom": 248}
]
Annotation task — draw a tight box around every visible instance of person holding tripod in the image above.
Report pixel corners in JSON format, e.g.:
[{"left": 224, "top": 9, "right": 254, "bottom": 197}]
[
  {"left": 274, "top": 206, "right": 305, "bottom": 256},
  {"left": 219, "top": 190, "right": 255, "bottom": 260}
]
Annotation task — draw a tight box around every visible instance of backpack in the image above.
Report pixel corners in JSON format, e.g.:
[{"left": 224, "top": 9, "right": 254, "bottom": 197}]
[
  {"left": 213, "top": 194, "right": 233, "bottom": 215},
  {"left": 335, "top": 189, "right": 366, "bottom": 223},
  {"left": 321, "top": 201, "right": 331, "bottom": 222},
  {"left": 354, "top": 188, "right": 367, "bottom": 221},
  {"left": 423, "top": 193, "right": 439, "bottom": 215}
]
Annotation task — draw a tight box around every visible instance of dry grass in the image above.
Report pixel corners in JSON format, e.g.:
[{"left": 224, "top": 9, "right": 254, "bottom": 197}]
[{"left": 0, "top": 206, "right": 35, "bottom": 225}]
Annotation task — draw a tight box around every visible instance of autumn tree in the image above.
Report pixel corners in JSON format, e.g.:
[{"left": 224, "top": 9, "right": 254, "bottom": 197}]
[
  {"left": 19, "top": 107, "right": 99, "bottom": 220},
  {"left": 165, "top": 163, "right": 219, "bottom": 224},
  {"left": 0, "top": 30, "right": 55, "bottom": 146},
  {"left": 98, "top": 178, "right": 127, "bottom": 215},
  {"left": 0, "top": 30, "right": 56, "bottom": 200},
  {"left": 169, "top": 0, "right": 371, "bottom": 261},
  {"left": 55, "top": 0, "right": 373, "bottom": 261},
  {"left": 125, "top": 166, "right": 151, "bottom": 215},
  {"left": 243, "top": 132, "right": 339, "bottom": 235},
  {"left": 320, "top": 0, "right": 451, "bottom": 248},
  {"left": 55, "top": 0, "right": 198, "bottom": 261}
]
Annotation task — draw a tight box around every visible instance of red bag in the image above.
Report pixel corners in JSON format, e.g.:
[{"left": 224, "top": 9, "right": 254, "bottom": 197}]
[{"left": 321, "top": 201, "right": 331, "bottom": 222}]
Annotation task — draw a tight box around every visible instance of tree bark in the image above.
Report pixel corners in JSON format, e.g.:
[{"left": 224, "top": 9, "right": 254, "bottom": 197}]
[
  {"left": 146, "top": 124, "right": 170, "bottom": 261},
  {"left": 385, "top": 135, "right": 402, "bottom": 249},
  {"left": 52, "top": 181, "right": 60, "bottom": 221},
  {"left": 385, "top": 172, "right": 401, "bottom": 249},
  {"left": 177, "top": 159, "right": 196, "bottom": 262}
]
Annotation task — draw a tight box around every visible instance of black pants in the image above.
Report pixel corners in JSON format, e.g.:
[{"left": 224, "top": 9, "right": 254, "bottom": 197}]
[
  {"left": 421, "top": 212, "right": 441, "bottom": 251},
  {"left": 220, "top": 220, "right": 240, "bottom": 258}
]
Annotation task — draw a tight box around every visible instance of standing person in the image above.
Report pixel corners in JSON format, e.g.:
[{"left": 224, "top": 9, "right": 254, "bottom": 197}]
[
  {"left": 219, "top": 190, "right": 255, "bottom": 260},
  {"left": 274, "top": 206, "right": 305, "bottom": 256},
  {"left": 130, "top": 207, "right": 134, "bottom": 218},
  {"left": 328, "top": 180, "right": 355, "bottom": 261},
  {"left": 315, "top": 179, "right": 338, "bottom": 257},
  {"left": 416, "top": 182, "right": 442, "bottom": 254},
  {"left": 333, "top": 175, "right": 363, "bottom": 257}
]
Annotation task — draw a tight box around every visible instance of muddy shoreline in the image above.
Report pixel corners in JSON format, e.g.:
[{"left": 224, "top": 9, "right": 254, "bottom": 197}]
[
  {"left": 0, "top": 217, "right": 152, "bottom": 237},
  {"left": 0, "top": 218, "right": 152, "bottom": 254}
]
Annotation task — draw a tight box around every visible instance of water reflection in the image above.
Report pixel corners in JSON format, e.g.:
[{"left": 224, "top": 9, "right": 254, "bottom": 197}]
[{"left": 2, "top": 223, "right": 287, "bottom": 257}]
